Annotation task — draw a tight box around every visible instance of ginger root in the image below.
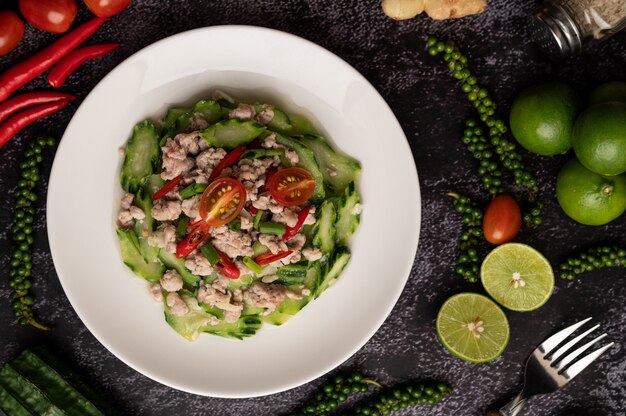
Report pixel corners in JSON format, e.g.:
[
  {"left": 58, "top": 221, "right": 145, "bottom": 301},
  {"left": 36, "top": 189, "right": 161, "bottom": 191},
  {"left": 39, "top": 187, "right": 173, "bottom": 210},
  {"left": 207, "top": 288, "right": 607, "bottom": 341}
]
[
  {"left": 424, "top": 0, "right": 487, "bottom": 20},
  {"left": 381, "top": 0, "right": 425, "bottom": 20},
  {"left": 381, "top": 0, "right": 486, "bottom": 20}
]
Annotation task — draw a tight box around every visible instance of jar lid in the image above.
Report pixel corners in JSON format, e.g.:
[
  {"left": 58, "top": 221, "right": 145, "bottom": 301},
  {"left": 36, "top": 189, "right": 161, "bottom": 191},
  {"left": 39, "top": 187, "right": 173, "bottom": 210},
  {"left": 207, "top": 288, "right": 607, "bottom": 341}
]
[{"left": 530, "top": 2, "right": 582, "bottom": 61}]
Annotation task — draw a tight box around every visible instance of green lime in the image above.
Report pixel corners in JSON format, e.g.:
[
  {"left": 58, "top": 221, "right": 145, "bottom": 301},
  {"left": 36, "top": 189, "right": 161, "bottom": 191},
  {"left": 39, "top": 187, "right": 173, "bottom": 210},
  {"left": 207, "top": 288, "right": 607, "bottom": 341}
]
[
  {"left": 589, "top": 81, "right": 626, "bottom": 105},
  {"left": 509, "top": 82, "right": 582, "bottom": 155},
  {"left": 436, "top": 293, "right": 509, "bottom": 363},
  {"left": 480, "top": 243, "right": 554, "bottom": 312},
  {"left": 556, "top": 158, "right": 626, "bottom": 225},
  {"left": 572, "top": 101, "right": 626, "bottom": 176}
]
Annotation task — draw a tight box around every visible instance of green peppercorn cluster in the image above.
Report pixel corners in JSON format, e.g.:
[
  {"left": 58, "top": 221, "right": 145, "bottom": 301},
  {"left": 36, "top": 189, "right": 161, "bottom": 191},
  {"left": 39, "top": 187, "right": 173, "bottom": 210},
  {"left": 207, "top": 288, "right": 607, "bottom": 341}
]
[
  {"left": 559, "top": 245, "right": 626, "bottom": 280},
  {"left": 9, "top": 137, "right": 55, "bottom": 330},
  {"left": 462, "top": 119, "right": 504, "bottom": 196},
  {"left": 427, "top": 37, "right": 543, "bottom": 226},
  {"left": 290, "top": 372, "right": 376, "bottom": 416},
  {"left": 343, "top": 382, "right": 452, "bottom": 416},
  {"left": 448, "top": 192, "right": 483, "bottom": 283}
]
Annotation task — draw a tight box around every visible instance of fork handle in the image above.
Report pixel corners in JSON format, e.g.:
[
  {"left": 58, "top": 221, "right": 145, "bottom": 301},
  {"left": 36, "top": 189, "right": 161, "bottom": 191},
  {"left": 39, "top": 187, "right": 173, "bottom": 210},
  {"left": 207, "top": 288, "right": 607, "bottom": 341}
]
[{"left": 495, "top": 392, "right": 527, "bottom": 416}]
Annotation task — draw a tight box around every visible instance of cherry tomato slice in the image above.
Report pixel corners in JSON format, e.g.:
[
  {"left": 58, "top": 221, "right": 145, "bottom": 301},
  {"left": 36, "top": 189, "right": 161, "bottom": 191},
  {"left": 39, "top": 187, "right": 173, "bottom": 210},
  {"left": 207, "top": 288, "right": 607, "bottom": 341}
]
[
  {"left": 0, "top": 12, "right": 25, "bottom": 56},
  {"left": 483, "top": 194, "right": 522, "bottom": 245},
  {"left": 19, "top": 0, "right": 77, "bottom": 34},
  {"left": 268, "top": 167, "right": 315, "bottom": 206},
  {"left": 83, "top": 0, "right": 131, "bottom": 17},
  {"left": 199, "top": 178, "right": 246, "bottom": 227}
]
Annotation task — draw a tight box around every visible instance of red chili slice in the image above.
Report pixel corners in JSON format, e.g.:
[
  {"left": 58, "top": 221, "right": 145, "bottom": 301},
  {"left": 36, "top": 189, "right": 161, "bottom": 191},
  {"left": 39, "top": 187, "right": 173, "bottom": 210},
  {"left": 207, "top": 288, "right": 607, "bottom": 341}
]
[
  {"left": 176, "top": 222, "right": 210, "bottom": 259},
  {"left": 254, "top": 250, "right": 293, "bottom": 266},
  {"left": 214, "top": 249, "right": 240, "bottom": 279},
  {"left": 151, "top": 175, "right": 183, "bottom": 200},
  {"left": 208, "top": 145, "right": 246, "bottom": 181},
  {"left": 282, "top": 205, "right": 312, "bottom": 242}
]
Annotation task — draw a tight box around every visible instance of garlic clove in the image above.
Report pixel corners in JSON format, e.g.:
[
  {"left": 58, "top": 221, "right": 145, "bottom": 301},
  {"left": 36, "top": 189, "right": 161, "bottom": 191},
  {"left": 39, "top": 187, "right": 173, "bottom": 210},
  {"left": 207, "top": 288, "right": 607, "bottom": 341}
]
[{"left": 381, "top": 0, "right": 425, "bottom": 20}]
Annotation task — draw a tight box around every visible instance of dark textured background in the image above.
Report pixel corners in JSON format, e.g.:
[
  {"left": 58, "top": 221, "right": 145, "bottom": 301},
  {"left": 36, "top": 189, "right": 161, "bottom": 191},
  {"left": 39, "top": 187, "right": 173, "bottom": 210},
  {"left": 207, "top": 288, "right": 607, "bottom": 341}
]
[{"left": 0, "top": 1, "right": 625, "bottom": 415}]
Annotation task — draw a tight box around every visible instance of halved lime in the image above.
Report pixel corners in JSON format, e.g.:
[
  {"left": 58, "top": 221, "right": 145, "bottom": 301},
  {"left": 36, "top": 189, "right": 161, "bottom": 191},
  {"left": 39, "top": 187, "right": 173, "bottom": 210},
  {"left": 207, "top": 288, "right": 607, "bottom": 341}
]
[
  {"left": 481, "top": 243, "right": 554, "bottom": 312},
  {"left": 436, "top": 293, "right": 510, "bottom": 363}
]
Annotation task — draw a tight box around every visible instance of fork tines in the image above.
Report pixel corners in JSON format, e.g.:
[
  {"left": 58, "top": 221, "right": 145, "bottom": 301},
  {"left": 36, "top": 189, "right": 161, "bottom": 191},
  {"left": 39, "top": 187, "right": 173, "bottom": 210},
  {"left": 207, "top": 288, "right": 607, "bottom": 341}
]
[{"left": 538, "top": 317, "right": 614, "bottom": 378}]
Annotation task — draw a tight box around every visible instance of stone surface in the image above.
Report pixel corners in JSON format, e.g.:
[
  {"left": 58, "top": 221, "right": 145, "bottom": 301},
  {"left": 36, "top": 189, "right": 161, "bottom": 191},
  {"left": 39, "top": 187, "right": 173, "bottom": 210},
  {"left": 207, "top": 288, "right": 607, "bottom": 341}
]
[{"left": 0, "top": 1, "right": 625, "bottom": 415}]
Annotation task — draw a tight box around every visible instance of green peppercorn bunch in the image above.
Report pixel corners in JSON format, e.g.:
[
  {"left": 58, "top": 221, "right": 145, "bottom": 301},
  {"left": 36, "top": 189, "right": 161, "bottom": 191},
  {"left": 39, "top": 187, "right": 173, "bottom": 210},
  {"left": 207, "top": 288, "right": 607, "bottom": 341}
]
[
  {"left": 559, "top": 245, "right": 626, "bottom": 280},
  {"left": 448, "top": 192, "right": 483, "bottom": 283},
  {"left": 290, "top": 372, "right": 380, "bottom": 416},
  {"left": 343, "top": 382, "right": 452, "bottom": 416},
  {"left": 462, "top": 119, "right": 504, "bottom": 197},
  {"left": 9, "top": 137, "right": 56, "bottom": 330},
  {"left": 427, "top": 37, "right": 543, "bottom": 226}
]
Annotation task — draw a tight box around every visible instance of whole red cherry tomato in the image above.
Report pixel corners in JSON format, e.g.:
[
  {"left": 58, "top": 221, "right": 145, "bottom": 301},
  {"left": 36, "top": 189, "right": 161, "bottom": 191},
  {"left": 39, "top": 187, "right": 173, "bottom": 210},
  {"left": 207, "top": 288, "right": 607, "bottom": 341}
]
[
  {"left": 0, "top": 12, "right": 25, "bottom": 56},
  {"left": 19, "top": 0, "right": 78, "bottom": 34},
  {"left": 483, "top": 194, "right": 522, "bottom": 244},
  {"left": 83, "top": 0, "right": 132, "bottom": 17}
]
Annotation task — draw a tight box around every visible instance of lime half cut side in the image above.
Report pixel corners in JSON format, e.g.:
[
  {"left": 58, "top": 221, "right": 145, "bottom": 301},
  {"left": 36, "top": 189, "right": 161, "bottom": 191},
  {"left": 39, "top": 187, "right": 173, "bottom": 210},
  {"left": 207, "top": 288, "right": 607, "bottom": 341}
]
[
  {"left": 481, "top": 243, "right": 554, "bottom": 312},
  {"left": 436, "top": 293, "right": 510, "bottom": 363}
]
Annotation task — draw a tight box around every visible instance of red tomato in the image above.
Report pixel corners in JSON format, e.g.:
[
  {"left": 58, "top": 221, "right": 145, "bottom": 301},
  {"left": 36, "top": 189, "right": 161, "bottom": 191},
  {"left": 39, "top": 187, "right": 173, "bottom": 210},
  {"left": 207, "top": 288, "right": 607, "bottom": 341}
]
[
  {"left": 0, "top": 12, "right": 25, "bottom": 56},
  {"left": 83, "top": 0, "right": 131, "bottom": 17},
  {"left": 483, "top": 194, "right": 522, "bottom": 244},
  {"left": 19, "top": 0, "right": 77, "bottom": 34},
  {"left": 199, "top": 178, "right": 246, "bottom": 227},
  {"left": 268, "top": 167, "right": 316, "bottom": 206}
]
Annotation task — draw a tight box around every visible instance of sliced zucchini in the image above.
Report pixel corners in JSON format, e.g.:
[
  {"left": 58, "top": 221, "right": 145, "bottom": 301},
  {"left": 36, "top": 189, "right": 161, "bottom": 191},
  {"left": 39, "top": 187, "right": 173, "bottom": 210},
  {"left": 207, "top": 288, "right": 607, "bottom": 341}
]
[
  {"left": 159, "top": 106, "right": 189, "bottom": 145},
  {"left": 253, "top": 104, "right": 292, "bottom": 134},
  {"left": 132, "top": 190, "right": 159, "bottom": 263},
  {"left": 304, "top": 260, "right": 322, "bottom": 294},
  {"left": 116, "top": 229, "right": 164, "bottom": 282},
  {"left": 335, "top": 182, "right": 361, "bottom": 246},
  {"left": 201, "top": 314, "right": 263, "bottom": 340},
  {"left": 140, "top": 174, "right": 166, "bottom": 197},
  {"left": 315, "top": 247, "right": 351, "bottom": 298},
  {"left": 274, "top": 262, "right": 308, "bottom": 285},
  {"left": 288, "top": 114, "right": 318, "bottom": 135},
  {"left": 274, "top": 133, "right": 325, "bottom": 201},
  {"left": 299, "top": 135, "right": 361, "bottom": 196},
  {"left": 120, "top": 120, "right": 160, "bottom": 193},
  {"left": 164, "top": 295, "right": 221, "bottom": 342},
  {"left": 262, "top": 295, "right": 310, "bottom": 326},
  {"left": 157, "top": 250, "right": 201, "bottom": 288},
  {"left": 10, "top": 351, "right": 102, "bottom": 416},
  {"left": 199, "top": 119, "right": 266, "bottom": 149},
  {"left": 311, "top": 200, "right": 336, "bottom": 254},
  {"left": 174, "top": 100, "right": 222, "bottom": 134}
]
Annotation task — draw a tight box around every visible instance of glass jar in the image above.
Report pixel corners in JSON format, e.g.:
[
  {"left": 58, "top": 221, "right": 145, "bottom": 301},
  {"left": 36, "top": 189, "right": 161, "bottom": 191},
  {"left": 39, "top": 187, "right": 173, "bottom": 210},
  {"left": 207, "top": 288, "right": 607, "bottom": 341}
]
[{"left": 530, "top": 0, "right": 626, "bottom": 60}]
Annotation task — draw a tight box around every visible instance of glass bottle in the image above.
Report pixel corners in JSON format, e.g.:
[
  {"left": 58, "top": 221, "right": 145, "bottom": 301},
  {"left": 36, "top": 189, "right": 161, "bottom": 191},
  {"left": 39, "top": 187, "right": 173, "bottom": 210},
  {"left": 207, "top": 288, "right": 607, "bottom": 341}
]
[{"left": 530, "top": 0, "right": 626, "bottom": 60}]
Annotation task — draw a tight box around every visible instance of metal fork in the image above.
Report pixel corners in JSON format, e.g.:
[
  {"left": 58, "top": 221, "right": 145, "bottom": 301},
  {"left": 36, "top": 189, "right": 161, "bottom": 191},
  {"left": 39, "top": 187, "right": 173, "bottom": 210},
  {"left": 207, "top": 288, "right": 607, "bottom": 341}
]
[{"left": 495, "top": 317, "right": 614, "bottom": 416}]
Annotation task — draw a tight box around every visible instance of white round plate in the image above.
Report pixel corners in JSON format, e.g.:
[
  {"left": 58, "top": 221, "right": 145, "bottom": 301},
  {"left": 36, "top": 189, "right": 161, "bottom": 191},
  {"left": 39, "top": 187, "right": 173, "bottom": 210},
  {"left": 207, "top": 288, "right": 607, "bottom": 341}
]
[{"left": 48, "top": 25, "right": 420, "bottom": 398}]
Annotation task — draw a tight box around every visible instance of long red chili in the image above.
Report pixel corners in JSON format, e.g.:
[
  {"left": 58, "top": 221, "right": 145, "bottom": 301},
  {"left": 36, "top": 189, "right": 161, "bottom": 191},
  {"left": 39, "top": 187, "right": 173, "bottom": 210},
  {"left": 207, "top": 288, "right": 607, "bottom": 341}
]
[
  {"left": 48, "top": 43, "right": 120, "bottom": 88},
  {"left": 176, "top": 222, "right": 210, "bottom": 259},
  {"left": 0, "top": 92, "right": 75, "bottom": 124},
  {"left": 0, "top": 98, "right": 74, "bottom": 149},
  {"left": 0, "top": 17, "right": 107, "bottom": 102},
  {"left": 151, "top": 175, "right": 183, "bottom": 200},
  {"left": 214, "top": 249, "right": 240, "bottom": 279},
  {"left": 282, "top": 205, "right": 312, "bottom": 242},
  {"left": 208, "top": 145, "right": 246, "bottom": 181},
  {"left": 254, "top": 250, "right": 293, "bottom": 266}
]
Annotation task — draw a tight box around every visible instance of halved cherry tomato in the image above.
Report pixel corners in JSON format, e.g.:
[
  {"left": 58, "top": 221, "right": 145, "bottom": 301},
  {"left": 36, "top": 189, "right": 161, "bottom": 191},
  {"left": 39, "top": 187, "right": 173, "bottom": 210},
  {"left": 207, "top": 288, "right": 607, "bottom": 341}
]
[
  {"left": 0, "top": 12, "right": 25, "bottom": 56},
  {"left": 268, "top": 167, "right": 315, "bottom": 206},
  {"left": 176, "top": 222, "right": 210, "bottom": 259},
  {"left": 254, "top": 250, "right": 293, "bottom": 266},
  {"left": 199, "top": 178, "right": 246, "bottom": 227},
  {"left": 83, "top": 0, "right": 131, "bottom": 17},
  {"left": 19, "top": 0, "right": 77, "bottom": 34},
  {"left": 483, "top": 194, "right": 521, "bottom": 244}
]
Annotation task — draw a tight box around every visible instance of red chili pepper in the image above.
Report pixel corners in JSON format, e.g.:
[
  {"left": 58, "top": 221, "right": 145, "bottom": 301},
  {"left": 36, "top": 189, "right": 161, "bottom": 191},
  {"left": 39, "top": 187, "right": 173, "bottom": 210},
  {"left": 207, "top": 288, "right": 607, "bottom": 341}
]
[
  {"left": 214, "top": 249, "right": 240, "bottom": 279},
  {"left": 176, "top": 222, "right": 210, "bottom": 259},
  {"left": 0, "top": 92, "right": 75, "bottom": 124},
  {"left": 254, "top": 250, "right": 293, "bottom": 266},
  {"left": 0, "top": 17, "right": 107, "bottom": 102},
  {"left": 258, "top": 166, "right": 277, "bottom": 194},
  {"left": 248, "top": 205, "right": 259, "bottom": 215},
  {"left": 48, "top": 43, "right": 120, "bottom": 88},
  {"left": 151, "top": 175, "right": 183, "bottom": 200},
  {"left": 0, "top": 98, "right": 74, "bottom": 149},
  {"left": 282, "top": 205, "right": 312, "bottom": 242},
  {"left": 208, "top": 145, "right": 246, "bottom": 181}
]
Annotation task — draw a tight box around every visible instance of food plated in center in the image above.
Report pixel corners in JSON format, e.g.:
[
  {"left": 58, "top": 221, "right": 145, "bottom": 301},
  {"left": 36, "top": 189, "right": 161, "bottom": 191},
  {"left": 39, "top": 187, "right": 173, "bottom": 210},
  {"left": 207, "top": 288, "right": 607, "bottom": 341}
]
[{"left": 116, "top": 92, "right": 362, "bottom": 341}]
